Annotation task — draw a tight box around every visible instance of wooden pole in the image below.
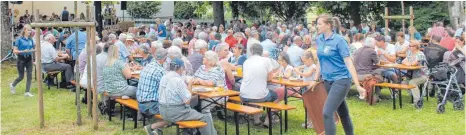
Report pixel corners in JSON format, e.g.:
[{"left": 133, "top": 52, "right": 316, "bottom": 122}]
[
  {"left": 401, "top": 1, "right": 405, "bottom": 34},
  {"left": 410, "top": 6, "right": 414, "bottom": 40},
  {"left": 75, "top": 1, "right": 82, "bottom": 126},
  {"left": 35, "top": 9, "right": 45, "bottom": 129},
  {"left": 86, "top": 5, "right": 92, "bottom": 117},
  {"left": 385, "top": 7, "right": 389, "bottom": 36},
  {"left": 91, "top": 26, "right": 99, "bottom": 130}
]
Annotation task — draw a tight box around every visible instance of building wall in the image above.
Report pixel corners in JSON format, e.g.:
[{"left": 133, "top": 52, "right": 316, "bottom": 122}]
[
  {"left": 9, "top": 1, "right": 88, "bottom": 21},
  {"left": 9, "top": 1, "right": 174, "bottom": 22}
]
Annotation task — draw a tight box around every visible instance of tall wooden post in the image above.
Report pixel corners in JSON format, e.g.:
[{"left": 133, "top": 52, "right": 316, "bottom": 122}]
[
  {"left": 385, "top": 7, "right": 389, "bottom": 36},
  {"left": 91, "top": 26, "right": 99, "bottom": 130},
  {"left": 401, "top": 1, "right": 405, "bottom": 34},
  {"left": 85, "top": 5, "right": 92, "bottom": 117},
  {"left": 410, "top": 6, "right": 414, "bottom": 40},
  {"left": 35, "top": 9, "right": 45, "bottom": 129},
  {"left": 75, "top": 1, "right": 82, "bottom": 126}
]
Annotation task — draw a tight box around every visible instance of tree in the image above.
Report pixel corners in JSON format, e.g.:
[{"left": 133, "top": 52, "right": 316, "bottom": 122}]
[
  {"left": 267, "top": 2, "right": 311, "bottom": 21},
  {"left": 212, "top": 1, "right": 224, "bottom": 26},
  {"left": 127, "top": 1, "right": 161, "bottom": 18},
  {"left": 174, "top": 1, "right": 200, "bottom": 19},
  {"left": 1, "top": 1, "right": 11, "bottom": 59}
]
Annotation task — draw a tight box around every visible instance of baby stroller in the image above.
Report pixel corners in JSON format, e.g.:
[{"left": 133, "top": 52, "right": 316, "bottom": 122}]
[{"left": 423, "top": 62, "right": 464, "bottom": 113}]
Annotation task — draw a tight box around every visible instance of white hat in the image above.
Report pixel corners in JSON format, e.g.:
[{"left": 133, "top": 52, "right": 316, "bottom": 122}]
[{"left": 126, "top": 35, "right": 134, "bottom": 42}]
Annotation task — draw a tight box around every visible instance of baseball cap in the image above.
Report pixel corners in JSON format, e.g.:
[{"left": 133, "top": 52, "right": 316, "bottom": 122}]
[{"left": 170, "top": 58, "right": 184, "bottom": 68}]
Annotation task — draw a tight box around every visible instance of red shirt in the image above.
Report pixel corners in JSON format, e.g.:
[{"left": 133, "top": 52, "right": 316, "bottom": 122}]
[
  {"left": 439, "top": 36, "right": 455, "bottom": 51},
  {"left": 225, "top": 35, "right": 237, "bottom": 48}
]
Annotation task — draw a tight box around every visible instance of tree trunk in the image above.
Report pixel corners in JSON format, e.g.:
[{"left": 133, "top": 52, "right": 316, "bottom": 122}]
[
  {"left": 448, "top": 1, "right": 457, "bottom": 29},
  {"left": 95, "top": 1, "right": 103, "bottom": 38},
  {"left": 212, "top": 1, "right": 224, "bottom": 27},
  {"left": 231, "top": 1, "right": 239, "bottom": 19},
  {"left": 1, "top": 1, "right": 12, "bottom": 59},
  {"left": 350, "top": 1, "right": 361, "bottom": 26}
]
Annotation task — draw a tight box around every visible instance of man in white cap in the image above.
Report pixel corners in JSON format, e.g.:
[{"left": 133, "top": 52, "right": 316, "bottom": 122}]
[
  {"left": 125, "top": 34, "right": 136, "bottom": 62},
  {"left": 41, "top": 33, "right": 74, "bottom": 88}
]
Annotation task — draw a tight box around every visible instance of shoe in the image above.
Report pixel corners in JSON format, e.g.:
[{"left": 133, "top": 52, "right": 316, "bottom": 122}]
[
  {"left": 10, "top": 83, "right": 16, "bottom": 94},
  {"left": 24, "top": 92, "right": 34, "bottom": 97},
  {"left": 66, "top": 85, "right": 76, "bottom": 89},
  {"left": 301, "top": 122, "right": 314, "bottom": 128},
  {"left": 154, "top": 128, "right": 163, "bottom": 135},
  {"left": 216, "top": 109, "right": 225, "bottom": 120},
  {"left": 144, "top": 125, "right": 155, "bottom": 135}
]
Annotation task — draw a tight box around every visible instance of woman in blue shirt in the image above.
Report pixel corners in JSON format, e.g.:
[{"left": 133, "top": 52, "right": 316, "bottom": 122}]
[
  {"left": 309, "top": 15, "right": 366, "bottom": 135},
  {"left": 10, "top": 24, "right": 35, "bottom": 97}
]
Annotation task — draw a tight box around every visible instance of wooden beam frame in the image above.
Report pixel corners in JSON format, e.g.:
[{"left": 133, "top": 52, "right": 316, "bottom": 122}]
[
  {"left": 384, "top": 6, "right": 415, "bottom": 40},
  {"left": 32, "top": 6, "right": 98, "bottom": 130}
]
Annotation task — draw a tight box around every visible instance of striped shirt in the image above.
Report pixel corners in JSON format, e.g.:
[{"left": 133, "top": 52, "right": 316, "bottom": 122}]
[
  {"left": 158, "top": 71, "right": 191, "bottom": 106},
  {"left": 103, "top": 60, "right": 128, "bottom": 94},
  {"left": 137, "top": 61, "right": 165, "bottom": 102},
  {"left": 193, "top": 65, "right": 227, "bottom": 89}
]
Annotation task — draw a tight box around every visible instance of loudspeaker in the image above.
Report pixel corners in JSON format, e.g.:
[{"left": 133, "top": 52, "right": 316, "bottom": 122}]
[{"left": 121, "top": 1, "right": 127, "bottom": 10}]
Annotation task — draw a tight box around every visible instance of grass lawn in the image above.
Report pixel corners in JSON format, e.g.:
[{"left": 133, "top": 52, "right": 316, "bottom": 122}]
[{"left": 1, "top": 63, "right": 465, "bottom": 135}]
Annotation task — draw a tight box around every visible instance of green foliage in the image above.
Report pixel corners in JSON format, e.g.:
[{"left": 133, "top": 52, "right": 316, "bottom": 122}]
[
  {"left": 230, "top": 2, "right": 311, "bottom": 21},
  {"left": 174, "top": 1, "right": 200, "bottom": 19},
  {"left": 127, "top": 1, "right": 161, "bottom": 18}
]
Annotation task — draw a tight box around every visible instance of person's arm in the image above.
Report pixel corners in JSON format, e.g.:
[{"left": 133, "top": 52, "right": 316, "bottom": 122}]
[
  {"left": 343, "top": 57, "right": 366, "bottom": 98},
  {"left": 222, "top": 60, "right": 235, "bottom": 85},
  {"left": 297, "top": 67, "right": 316, "bottom": 77},
  {"left": 284, "top": 66, "right": 293, "bottom": 78},
  {"left": 122, "top": 63, "right": 132, "bottom": 79}
]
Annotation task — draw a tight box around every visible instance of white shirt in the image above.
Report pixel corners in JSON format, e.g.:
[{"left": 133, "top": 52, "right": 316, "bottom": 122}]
[
  {"left": 395, "top": 40, "right": 409, "bottom": 53},
  {"left": 376, "top": 43, "right": 396, "bottom": 63},
  {"left": 41, "top": 41, "right": 58, "bottom": 64},
  {"left": 240, "top": 55, "right": 273, "bottom": 99}
]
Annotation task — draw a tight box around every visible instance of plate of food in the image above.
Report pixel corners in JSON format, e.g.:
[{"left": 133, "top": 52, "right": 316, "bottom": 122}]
[
  {"left": 192, "top": 86, "right": 214, "bottom": 92},
  {"left": 289, "top": 77, "right": 303, "bottom": 82}
]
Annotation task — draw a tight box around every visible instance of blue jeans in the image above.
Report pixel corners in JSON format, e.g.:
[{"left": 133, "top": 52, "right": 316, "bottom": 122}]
[
  {"left": 240, "top": 90, "right": 278, "bottom": 102},
  {"left": 138, "top": 101, "right": 160, "bottom": 116},
  {"left": 323, "top": 78, "right": 354, "bottom": 135}
]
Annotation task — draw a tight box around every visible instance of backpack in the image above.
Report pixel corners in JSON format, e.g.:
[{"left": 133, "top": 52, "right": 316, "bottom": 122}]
[{"left": 362, "top": 75, "right": 378, "bottom": 105}]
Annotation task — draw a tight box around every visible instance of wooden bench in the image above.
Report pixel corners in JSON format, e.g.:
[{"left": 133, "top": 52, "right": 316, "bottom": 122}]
[
  {"left": 375, "top": 83, "right": 416, "bottom": 109},
  {"left": 115, "top": 99, "right": 208, "bottom": 134},
  {"left": 115, "top": 98, "right": 139, "bottom": 130},
  {"left": 225, "top": 102, "right": 263, "bottom": 135},
  {"left": 228, "top": 96, "right": 296, "bottom": 135},
  {"left": 154, "top": 115, "right": 208, "bottom": 135}
]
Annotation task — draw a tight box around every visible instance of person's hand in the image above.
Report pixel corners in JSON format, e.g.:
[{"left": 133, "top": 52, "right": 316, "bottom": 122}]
[
  {"left": 356, "top": 85, "right": 366, "bottom": 99},
  {"left": 308, "top": 81, "right": 318, "bottom": 91},
  {"left": 192, "top": 78, "right": 201, "bottom": 84},
  {"left": 377, "top": 50, "right": 383, "bottom": 55}
]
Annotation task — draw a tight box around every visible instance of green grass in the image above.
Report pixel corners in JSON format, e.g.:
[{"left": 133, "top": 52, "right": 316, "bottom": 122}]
[{"left": 1, "top": 63, "right": 465, "bottom": 135}]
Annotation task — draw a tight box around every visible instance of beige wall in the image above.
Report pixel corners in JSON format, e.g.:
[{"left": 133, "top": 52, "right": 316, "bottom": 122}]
[{"left": 9, "top": 1, "right": 89, "bottom": 21}]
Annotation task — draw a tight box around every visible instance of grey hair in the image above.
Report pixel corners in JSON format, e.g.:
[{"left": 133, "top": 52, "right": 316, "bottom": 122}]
[
  {"left": 215, "top": 42, "right": 229, "bottom": 53},
  {"left": 172, "top": 38, "right": 184, "bottom": 47},
  {"left": 203, "top": 51, "right": 219, "bottom": 66},
  {"left": 293, "top": 36, "right": 302, "bottom": 43},
  {"left": 364, "top": 37, "right": 376, "bottom": 47},
  {"left": 167, "top": 46, "right": 182, "bottom": 58},
  {"left": 140, "top": 45, "right": 150, "bottom": 54},
  {"left": 250, "top": 43, "right": 263, "bottom": 56},
  {"left": 151, "top": 41, "right": 163, "bottom": 49},
  {"left": 250, "top": 30, "right": 259, "bottom": 36},
  {"left": 118, "top": 33, "right": 126, "bottom": 42},
  {"left": 194, "top": 39, "right": 208, "bottom": 51},
  {"left": 234, "top": 32, "right": 243, "bottom": 38},
  {"left": 108, "top": 34, "right": 117, "bottom": 41},
  {"left": 193, "top": 30, "right": 201, "bottom": 39},
  {"left": 198, "top": 32, "right": 208, "bottom": 41}
]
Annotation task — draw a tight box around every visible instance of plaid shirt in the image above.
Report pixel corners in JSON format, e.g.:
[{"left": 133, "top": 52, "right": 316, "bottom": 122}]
[
  {"left": 193, "top": 65, "right": 227, "bottom": 89},
  {"left": 429, "top": 26, "right": 445, "bottom": 38},
  {"left": 137, "top": 61, "right": 165, "bottom": 102},
  {"left": 158, "top": 71, "right": 191, "bottom": 106},
  {"left": 103, "top": 60, "right": 128, "bottom": 94}
]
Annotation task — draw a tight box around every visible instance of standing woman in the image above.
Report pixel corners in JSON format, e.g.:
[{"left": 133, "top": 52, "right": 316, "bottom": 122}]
[
  {"left": 10, "top": 24, "right": 35, "bottom": 97},
  {"left": 310, "top": 14, "right": 366, "bottom": 135}
]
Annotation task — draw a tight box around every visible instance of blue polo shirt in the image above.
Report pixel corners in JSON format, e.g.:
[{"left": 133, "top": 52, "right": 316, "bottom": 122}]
[
  {"left": 158, "top": 24, "right": 166, "bottom": 37},
  {"left": 14, "top": 37, "right": 35, "bottom": 56},
  {"left": 65, "top": 31, "right": 87, "bottom": 60},
  {"left": 316, "top": 33, "right": 351, "bottom": 81}
]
